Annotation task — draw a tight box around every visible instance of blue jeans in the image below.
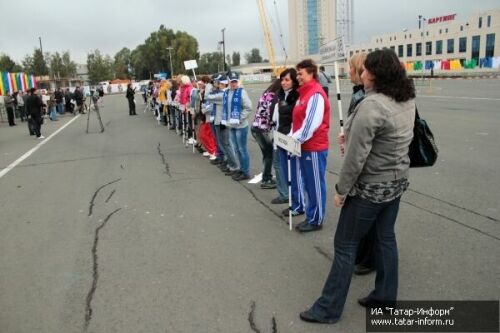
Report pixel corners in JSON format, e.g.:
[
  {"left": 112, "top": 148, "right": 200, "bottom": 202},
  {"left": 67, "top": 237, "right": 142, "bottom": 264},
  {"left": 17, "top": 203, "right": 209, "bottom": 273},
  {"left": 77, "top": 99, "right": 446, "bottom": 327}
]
[
  {"left": 213, "top": 124, "right": 225, "bottom": 160},
  {"left": 56, "top": 102, "right": 64, "bottom": 115},
  {"left": 49, "top": 106, "right": 57, "bottom": 120},
  {"left": 273, "top": 149, "right": 288, "bottom": 200},
  {"left": 230, "top": 126, "right": 250, "bottom": 175},
  {"left": 220, "top": 126, "right": 238, "bottom": 170},
  {"left": 309, "top": 195, "right": 401, "bottom": 322}
]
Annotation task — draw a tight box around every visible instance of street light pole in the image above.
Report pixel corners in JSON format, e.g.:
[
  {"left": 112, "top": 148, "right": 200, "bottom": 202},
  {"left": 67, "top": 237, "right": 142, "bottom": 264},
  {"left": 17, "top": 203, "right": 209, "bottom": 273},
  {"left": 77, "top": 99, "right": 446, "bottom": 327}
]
[
  {"left": 221, "top": 28, "right": 226, "bottom": 72},
  {"left": 166, "top": 47, "right": 174, "bottom": 78},
  {"left": 419, "top": 15, "right": 426, "bottom": 79}
]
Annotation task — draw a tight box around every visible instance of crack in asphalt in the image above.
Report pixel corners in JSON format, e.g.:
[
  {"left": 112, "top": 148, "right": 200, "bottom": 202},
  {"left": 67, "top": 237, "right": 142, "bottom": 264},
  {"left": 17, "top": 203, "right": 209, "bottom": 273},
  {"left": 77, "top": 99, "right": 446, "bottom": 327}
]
[
  {"left": 327, "top": 170, "right": 500, "bottom": 239},
  {"left": 407, "top": 187, "right": 500, "bottom": 223},
  {"left": 88, "top": 178, "right": 121, "bottom": 217},
  {"left": 238, "top": 183, "right": 285, "bottom": 223},
  {"left": 248, "top": 301, "right": 261, "bottom": 333},
  {"left": 162, "top": 177, "right": 206, "bottom": 185},
  {"left": 157, "top": 143, "right": 172, "bottom": 177},
  {"left": 402, "top": 200, "right": 500, "bottom": 242},
  {"left": 326, "top": 169, "right": 499, "bottom": 223},
  {"left": 314, "top": 245, "right": 333, "bottom": 261},
  {"left": 1, "top": 152, "right": 152, "bottom": 169},
  {"left": 104, "top": 190, "right": 116, "bottom": 203},
  {"left": 84, "top": 208, "right": 121, "bottom": 331}
]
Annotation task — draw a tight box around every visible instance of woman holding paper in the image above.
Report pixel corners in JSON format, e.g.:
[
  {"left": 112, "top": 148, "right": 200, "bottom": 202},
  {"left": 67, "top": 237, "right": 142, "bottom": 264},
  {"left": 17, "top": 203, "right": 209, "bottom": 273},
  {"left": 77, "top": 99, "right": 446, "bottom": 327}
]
[{"left": 271, "top": 68, "right": 304, "bottom": 211}]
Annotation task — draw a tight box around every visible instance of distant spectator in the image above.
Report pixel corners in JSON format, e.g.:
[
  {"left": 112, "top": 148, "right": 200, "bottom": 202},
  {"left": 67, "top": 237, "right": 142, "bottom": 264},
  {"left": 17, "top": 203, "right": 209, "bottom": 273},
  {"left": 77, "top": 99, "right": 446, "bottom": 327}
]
[
  {"left": 74, "top": 86, "right": 85, "bottom": 114},
  {"left": 15, "top": 91, "right": 26, "bottom": 122},
  {"left": 64, "top": 88, "right": 73, "bottom": 113},
  {"left": 26, "top": 88, "right": 45, "bottom": 139},
  {"left": 47, "top": 90, "right": 58, "bottom": 121},
  {"left": 4, "top": 91, "right": 16, "bottom": 126},
  {"left": 54, "top": 88, "right": 64, "bottom": 115},
  {"left": 318, "top": 66, "right": 331, "bottom": 95},
  {"left": 126, "top": 83, "right": 136, "bottom": 115},
  {"left": 20, "top": 91, "right": 29, "bottom": 122}
]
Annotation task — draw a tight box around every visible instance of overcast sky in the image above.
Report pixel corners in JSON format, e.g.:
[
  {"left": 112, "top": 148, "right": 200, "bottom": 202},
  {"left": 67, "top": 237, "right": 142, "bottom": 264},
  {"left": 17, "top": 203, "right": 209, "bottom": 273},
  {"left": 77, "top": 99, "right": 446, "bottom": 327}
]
[{"left": 0, "top": 0, "right": 498, "bottom": 64}]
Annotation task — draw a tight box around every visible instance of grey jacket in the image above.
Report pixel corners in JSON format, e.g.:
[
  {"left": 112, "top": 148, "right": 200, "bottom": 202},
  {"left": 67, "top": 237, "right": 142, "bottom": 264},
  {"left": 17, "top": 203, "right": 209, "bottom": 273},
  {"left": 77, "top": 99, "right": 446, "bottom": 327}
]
[
  {"left": 336, "top": 89, "right": 415, "bottom": 195},
  {"left": 205, "top": 88, "right": 226, "bottom": 125},
  {"left": 318, "top": 71, "right": 331, "bottom": 88},
  {"left": 4, "top": 95, "right": 14, "bottom": 108}
]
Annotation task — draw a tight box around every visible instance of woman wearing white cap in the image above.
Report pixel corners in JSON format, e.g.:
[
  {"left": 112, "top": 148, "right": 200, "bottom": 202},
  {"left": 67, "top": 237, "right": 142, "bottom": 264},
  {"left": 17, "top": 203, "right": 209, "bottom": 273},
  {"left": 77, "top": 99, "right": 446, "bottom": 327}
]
[{"left": 223, "top": 71, "right": 253, "bottom": 181}]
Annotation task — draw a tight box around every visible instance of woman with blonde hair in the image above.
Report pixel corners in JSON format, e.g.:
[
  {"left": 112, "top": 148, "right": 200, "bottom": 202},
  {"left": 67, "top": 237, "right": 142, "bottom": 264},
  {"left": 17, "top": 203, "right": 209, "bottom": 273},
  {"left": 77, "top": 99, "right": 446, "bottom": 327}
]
[
  {"left": 339, "top": 52, "right": 376, "bottom": 275},
  {"left": 158, "top": 80, "right": 171, "bottom": 125},
  {"left": 347, "top": 52, "right": 367, "bottom": 117}
]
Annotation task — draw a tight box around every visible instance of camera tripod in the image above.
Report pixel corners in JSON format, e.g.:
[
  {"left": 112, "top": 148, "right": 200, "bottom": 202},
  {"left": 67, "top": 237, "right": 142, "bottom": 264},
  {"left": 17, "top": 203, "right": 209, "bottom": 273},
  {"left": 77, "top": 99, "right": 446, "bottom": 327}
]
[{"left": 86, "top": 94, "right": 104, "bottom": 133}]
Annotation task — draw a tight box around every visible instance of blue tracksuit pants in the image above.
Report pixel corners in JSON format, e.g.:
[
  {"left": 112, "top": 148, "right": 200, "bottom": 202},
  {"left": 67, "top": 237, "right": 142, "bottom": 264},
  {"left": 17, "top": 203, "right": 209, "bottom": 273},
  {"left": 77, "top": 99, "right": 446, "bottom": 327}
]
[{"left": 299, "top": 150, "right": 328, "bottom": 225}]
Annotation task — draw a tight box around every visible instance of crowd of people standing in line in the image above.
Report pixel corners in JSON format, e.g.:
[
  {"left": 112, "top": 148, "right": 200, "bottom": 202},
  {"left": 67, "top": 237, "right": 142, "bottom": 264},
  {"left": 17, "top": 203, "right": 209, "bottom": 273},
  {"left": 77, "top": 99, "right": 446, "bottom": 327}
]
[{"left": 130, "top": 49, "right": 416, "bottom": 326}]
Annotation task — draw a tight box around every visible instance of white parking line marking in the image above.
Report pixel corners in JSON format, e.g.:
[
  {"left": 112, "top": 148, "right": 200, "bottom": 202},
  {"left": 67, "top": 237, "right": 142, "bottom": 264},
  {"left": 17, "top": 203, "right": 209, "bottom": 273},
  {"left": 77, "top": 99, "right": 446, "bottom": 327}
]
[
  {"left": 0, "top": 115, "right": 81, "bottom": 180},
  {"left": 418, "top": 95, "right": 500, "bottom": 101}
]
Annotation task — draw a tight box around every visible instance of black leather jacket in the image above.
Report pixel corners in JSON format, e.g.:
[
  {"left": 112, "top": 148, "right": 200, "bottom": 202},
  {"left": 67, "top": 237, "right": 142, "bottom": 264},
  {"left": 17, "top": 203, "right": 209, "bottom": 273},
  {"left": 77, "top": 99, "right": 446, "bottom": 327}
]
[{"left": 275, "top": 88, "right": 299, "bottom": 135}]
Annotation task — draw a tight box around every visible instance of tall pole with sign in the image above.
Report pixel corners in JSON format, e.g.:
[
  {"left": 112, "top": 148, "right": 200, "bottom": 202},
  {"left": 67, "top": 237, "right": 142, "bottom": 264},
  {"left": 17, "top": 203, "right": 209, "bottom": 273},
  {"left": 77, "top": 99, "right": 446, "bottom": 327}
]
[
  {"left": 184, "top": 60, "right": 200, "bottom": 153},
  {"left": 320, "top": 36, "right": 347, "bottom": 155}
]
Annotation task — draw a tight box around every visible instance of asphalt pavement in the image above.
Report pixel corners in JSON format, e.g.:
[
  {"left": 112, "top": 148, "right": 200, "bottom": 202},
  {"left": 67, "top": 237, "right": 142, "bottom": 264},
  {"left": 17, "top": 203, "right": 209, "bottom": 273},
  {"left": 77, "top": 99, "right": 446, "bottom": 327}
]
[{"left": 0, "top": 79, "right": 499, "bottom": 333}]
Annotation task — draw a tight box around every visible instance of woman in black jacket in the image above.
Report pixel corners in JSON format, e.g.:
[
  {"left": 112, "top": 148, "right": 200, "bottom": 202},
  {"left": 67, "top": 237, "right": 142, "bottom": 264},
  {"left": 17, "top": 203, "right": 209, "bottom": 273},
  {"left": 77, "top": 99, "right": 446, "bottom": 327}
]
[
  {"left": 126, "top": 83, "right": 136, "bottom": 115},
  {"left": 270, "top": 68, "right": 305, "bottom": 215}
]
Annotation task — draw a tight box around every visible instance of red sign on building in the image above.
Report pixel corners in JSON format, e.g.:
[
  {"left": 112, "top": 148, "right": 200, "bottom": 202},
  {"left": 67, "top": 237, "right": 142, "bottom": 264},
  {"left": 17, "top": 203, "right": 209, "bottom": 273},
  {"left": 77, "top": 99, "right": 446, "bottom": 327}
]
[{"left": 428, "top": 14, "right": 457, "bottom": 24}]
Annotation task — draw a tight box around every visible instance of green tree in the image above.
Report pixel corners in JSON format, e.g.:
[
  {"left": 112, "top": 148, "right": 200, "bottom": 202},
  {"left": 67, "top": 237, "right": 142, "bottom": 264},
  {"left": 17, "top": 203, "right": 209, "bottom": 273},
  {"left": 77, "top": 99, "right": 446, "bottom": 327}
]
[
  {"left": 33, "top": 49, "right": 49, "bottom": 75},
  {"left": 22, "top": 54, "right": 34, "bottom": 73},
  {"left": 24, "top": 49, "right": 49, "bottom": 75},
  {"left": 129, "top": 25, "right": 199, "bottom": 80},
  {"left": 232, "top": 51, "right": 240, "bottom": 66},
  {"left": 87, "top": 49, "right": 113, "bottom": 84},
  {"left": 114, "top": 47, "right": 131, "bottom": 79},
  {"left": 244, "top": 48, "right": 263, "bottom": 64},
  {"left": 61, "top": 51, "right": 77, "bottom": 78},
  {"left": 49, "top": 52, "right": 63, "bottom": 78},
  {"left": 0, "top": 54, "right": 22, "bottom": 72},
  {"left": 197, "top": 52, "right": 225, "bottom": 74}
]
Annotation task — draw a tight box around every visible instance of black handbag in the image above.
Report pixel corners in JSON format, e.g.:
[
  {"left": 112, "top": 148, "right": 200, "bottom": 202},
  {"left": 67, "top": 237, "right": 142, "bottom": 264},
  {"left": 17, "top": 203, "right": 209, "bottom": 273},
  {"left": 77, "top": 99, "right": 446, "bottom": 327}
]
[{"left": 409, "top": 108, "right": 438, "bottom": 167}]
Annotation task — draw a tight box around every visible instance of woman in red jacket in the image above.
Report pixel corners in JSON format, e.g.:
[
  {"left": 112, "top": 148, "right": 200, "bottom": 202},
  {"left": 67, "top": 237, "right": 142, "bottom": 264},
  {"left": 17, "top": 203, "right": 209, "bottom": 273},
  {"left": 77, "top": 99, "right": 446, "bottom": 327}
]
[{"left": 291, "top": 59, "right": 331, "bottom": 233}]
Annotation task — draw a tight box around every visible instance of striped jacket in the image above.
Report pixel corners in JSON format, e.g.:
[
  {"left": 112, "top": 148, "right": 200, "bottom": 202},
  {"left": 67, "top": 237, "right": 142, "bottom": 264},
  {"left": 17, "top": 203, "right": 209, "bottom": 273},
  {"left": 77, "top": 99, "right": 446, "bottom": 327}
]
[{"left": 291, "top": 79, "right": 330, "bottom": 152}]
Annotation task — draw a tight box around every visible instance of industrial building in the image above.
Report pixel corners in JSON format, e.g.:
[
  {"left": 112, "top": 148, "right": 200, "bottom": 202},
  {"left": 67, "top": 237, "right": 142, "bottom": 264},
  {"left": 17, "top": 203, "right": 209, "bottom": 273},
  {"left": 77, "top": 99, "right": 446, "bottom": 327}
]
[{"left": 347, "top": 8, "right": 500, "bottom": 74}]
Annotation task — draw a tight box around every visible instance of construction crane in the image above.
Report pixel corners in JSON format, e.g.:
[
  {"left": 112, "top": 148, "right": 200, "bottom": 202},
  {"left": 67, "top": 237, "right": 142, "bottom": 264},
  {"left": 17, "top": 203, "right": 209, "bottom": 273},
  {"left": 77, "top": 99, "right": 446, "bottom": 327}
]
[{"left": 256, "top": 0, "right": 285, "bottom": 77}]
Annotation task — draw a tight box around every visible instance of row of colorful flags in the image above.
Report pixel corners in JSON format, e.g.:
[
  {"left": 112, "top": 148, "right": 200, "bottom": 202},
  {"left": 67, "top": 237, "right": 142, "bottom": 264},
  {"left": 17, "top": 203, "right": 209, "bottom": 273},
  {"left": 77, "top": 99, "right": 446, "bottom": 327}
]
[{"left": 0, "top": 71, "right": 37, "bottom": 96}]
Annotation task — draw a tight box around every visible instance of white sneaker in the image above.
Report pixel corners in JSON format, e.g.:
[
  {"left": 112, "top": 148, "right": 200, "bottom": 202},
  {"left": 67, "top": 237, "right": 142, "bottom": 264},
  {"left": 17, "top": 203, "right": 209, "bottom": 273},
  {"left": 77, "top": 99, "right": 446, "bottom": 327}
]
[
  {"left": 202, "top": 152, "right": 211, "bottom": 157},
  {"left": 209, "top": 154, "right": 217, "bottom": 160},
  {"left": 187, "top": 138, "right": 196, "bottom": 145},
  {"left": 38, "top": 135, "right": 45, "bottom": 139}
]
